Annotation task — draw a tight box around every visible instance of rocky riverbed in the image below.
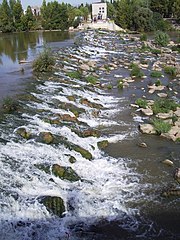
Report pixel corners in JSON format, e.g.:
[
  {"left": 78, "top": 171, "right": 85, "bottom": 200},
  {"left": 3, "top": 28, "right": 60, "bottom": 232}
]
[{"left": 0, "top": 29, "right": 179, "bottom": 239}]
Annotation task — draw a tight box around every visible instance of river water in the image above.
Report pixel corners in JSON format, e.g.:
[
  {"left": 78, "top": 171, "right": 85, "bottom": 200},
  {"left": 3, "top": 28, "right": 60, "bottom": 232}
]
[{"left": 0, "top": 30, "right": 179, "bottom": 240}]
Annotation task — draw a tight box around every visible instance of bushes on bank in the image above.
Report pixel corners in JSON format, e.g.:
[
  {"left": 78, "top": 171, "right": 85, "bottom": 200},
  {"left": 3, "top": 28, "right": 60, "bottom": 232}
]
[
  {"left": 154, "top": 31, "right": 170, "bottom": 47},
  {"left": 32, "top": 47, "right": 55, "bottom": 72},
  {"left": 151, "top": 118, "right": 171, "bottom": 135}
]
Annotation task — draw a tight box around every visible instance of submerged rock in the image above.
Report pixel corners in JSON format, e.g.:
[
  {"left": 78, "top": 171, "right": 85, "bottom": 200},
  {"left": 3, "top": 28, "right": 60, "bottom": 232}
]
[
  {"left": 138, "top": 142, "right": 147, "bottom": 148},
  {"left": 40, "top": 196, "right": 65, "bottom": 217},
  {"left": 162, "top": 188, "right": 180, "bottom": 197},
  {"left": 52, "top": 164, "right": 80, "bottom": 182}
]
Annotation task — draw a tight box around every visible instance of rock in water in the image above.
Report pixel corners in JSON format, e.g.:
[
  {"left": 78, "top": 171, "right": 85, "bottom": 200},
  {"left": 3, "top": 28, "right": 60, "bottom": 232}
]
[
  {"left": 40, "top": 196, "right": 65, "bottom": 217},
  {"left": 97, "top": 140, "right": 109, "bottom": 149},
  {"left": 15, "top": 127, "right": 31, "bottom": 139},
  {"left": 39, "top": 132, "right": 54, "bottom": 144},
  {"left": 162, "top": 159, "right": 174, "bottom": 167},
  {"left": 52, "top": 164, "right": 80, "bottom": 182}
]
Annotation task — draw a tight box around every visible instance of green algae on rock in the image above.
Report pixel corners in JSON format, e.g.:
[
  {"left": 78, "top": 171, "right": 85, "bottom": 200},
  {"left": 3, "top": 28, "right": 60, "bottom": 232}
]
[
  {"left": 40, "top": 196, "right": 65, "bottom": 217},
  {"left": 52, "top": 164, "right": 80, "bottom": 182}
]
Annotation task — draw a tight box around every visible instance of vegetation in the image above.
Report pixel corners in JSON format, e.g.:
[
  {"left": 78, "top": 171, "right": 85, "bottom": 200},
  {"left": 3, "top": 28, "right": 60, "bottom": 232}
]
[
  {"left": 32, "top": 47, "right": 55, "bottom": 72},
  {"left": 140, "top": 33, "right": 147, "bottom": 41},
  {"left": 164, "top": 66, "right": 177, "bottom": 77},
  {"left": 151, "top": 118, "right": 171, "bottom": 135},
  {"left": 0, "top": 0, "right": 91, "bottom": 32},
  {"left": 152, "top": 98, "right": 178, "bottom": 114},
  {"left": 86, "top": 75, "right": 98, "bottom": 85},
  {"left": 117, "top": 80, "right": 124, "bottom": 89},
  {"left": 130, "top": 64, "right": 144, "bottom": 78},
  {"left": 150, "top": 71, "right": 162, "bottom": 78},
  {"left": 2, "top": 96, "right": 19, "bottom": 113},
  {"left": 155, "top": 79, "right": 162, "bottom": 86},
  {"left": 135, "top": 98, "right": 148, "bottom": 108},
  {"left": 154, "top": 31, "right": 170, "bottom": 47},
  {"left": 0, "top": 0, "right": 179, "bottom": 33},
  {"left": 67, "top": 71, "right": 81, "bottom": 79}
]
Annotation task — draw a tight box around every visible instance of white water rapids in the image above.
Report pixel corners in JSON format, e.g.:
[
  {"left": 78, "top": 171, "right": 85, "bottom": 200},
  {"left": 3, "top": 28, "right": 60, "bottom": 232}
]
[{"left": 0, "top": 30, "right": 178, "bottom": 240}]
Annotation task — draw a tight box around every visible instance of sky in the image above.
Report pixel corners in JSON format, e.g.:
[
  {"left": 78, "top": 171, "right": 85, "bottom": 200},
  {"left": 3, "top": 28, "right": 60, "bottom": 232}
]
[{"left": 21, "top": 0, "right": 91, "bottom": 9}]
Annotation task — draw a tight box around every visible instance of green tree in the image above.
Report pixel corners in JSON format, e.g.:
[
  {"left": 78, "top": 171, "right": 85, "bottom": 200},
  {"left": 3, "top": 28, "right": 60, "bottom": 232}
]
[
  {"left": 134, "top": 7, "right": 154, "bottom": 31},
  {"left": 0, "top": 0, "right": 14, "bottom": 32},
  {"left": 150, "top": 0, "right": 173, "bottom": 18},
  {"left": 13, "top": 0, "right": 23, "bottom": 30},
  {"left": 173, "top": 0, "right": 180, "bottom": 21}
]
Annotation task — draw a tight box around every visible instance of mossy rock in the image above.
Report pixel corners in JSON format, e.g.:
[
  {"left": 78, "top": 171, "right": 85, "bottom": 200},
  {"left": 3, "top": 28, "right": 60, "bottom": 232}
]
[
  {"left": 67, "top": 96, "right": 76, "bottom": 101},
  {"left": 69, "top": 156, "right": 77, "bottom": 163},
  {"left": 97, "top": 140, "right": 109, "bottom": 149},
  {"left": 15, "top": 127, "right": 31, "bottom": 139},
  {"left": 73, "top": 145, "right": 93, "bottom": 160},
  {"left": 52, "top": 164, "right": 80, "bottom": 182},
  {"left": 40, "top": 196, "right": 65, "bottom": 217},
  {"left": 39, "top": 131, "right": 54, "bottom": 144}
]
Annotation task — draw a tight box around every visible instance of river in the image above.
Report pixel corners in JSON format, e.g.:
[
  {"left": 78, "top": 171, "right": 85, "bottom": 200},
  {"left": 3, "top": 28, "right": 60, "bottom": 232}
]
[{"left": 0, "top": 30, "right": 179, "bottom": 240}]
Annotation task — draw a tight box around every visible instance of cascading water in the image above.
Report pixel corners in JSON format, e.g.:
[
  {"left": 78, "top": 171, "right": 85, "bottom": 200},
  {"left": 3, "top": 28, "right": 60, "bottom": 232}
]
[{"left": 0, "top": 30, "right": 179, "bottom": 240}]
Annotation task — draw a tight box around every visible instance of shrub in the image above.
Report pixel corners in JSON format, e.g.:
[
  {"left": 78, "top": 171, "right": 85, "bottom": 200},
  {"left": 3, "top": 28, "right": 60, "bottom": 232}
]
[
  {"left": 152, "top": 98, "right": 178, "bottom": 114},
  {"left": 32, "top": 47, "right": 55, "bottom": 72},
  {"left": 107, "top": 84, "right": 113, "bottom": 90},
  {"left": 150, "top": 71, "right": 162, "bottom": 78},
  {"left": 117, "top": 80, "right": 123, "bottom": 89},
  {"left": 151, "top": 48, "right": 161, "bottom": 55},
  {"left": 86, "top": 75, "right": 97, "bottom": 85},
  {"left": 151, "top": 118, "right": 171, "bottom": 135},
  {"left": 154, "top": 31, "right": 170, "bottom": 47},
  {"left": 135, "top": 98, "right": 148, "bottom": 108},
  {"left": 140, "top": 33, "right": 147, "bottom": 41},
  {"left": 171, "top": 45, "right": 180, "bottom": 53},
  {"left": 2, "top": 97, "right": 19, "bottom": 114},
  {"left": 164, "top": 66, "right": 177, "bottom": 77},
  {"left": 67, "top": 71, "right": 81, "bottom": 79},
  {"left": 130, "top": 64, "right": 144, "bottom": 78},
  {"left": 155, "top": 79, "right": 162, "bottom": 86}
]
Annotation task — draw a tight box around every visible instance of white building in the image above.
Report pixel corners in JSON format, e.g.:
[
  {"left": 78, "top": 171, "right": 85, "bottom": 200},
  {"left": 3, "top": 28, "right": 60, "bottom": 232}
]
[{"left": 92, "top": 2, "right": 107, "bottom": 21}]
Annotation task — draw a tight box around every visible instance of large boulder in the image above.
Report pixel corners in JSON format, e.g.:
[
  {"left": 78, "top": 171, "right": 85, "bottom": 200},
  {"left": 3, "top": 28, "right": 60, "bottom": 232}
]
[
  {"left": 141, "top": 108, "right": 153, "bottom": 116},
  {"left": 139, "top": 124, "right": 156, "bottom": 134}
]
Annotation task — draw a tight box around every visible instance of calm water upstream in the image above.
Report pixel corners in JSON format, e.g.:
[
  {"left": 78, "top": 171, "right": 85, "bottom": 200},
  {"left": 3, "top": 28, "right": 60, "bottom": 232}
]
[
  {"left": 0, "top": 30, "right": 179, "bottom": 240},
  {"left": 0, "top": 31, "right": 75, "bottom": 101}
]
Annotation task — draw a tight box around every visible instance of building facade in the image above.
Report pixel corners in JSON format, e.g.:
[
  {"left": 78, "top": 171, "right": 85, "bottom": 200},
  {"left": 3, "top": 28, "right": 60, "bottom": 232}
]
[{"left": 92, "top": 2, "right": 107, "bottom": 21}]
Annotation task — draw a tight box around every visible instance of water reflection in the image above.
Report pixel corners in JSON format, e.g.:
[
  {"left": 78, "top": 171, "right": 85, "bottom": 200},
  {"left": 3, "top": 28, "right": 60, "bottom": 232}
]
[
  {"left": 0, "top": 31, "right": 74, "bottom": 64},
  {"left": 0, "top": 31, "right": 75, "bottom": 102}
]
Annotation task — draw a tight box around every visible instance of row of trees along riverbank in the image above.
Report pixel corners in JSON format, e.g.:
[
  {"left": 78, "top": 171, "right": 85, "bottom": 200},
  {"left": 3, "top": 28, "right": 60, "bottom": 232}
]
[{"left": 0, "top": 0, "right": 179, "bottom": 33}]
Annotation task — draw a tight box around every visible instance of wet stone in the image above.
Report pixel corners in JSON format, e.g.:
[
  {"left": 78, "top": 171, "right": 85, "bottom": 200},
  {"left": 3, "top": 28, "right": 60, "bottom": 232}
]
[
  {"left": 52, "top": 164, "right": 80, "bottom": 182},
  {"left": 39, "top": 196, "right": 65, "bottom": 217}
]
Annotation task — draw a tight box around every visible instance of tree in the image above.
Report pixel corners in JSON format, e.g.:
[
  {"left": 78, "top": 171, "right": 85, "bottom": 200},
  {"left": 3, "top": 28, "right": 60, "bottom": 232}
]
[
  {"left": 13, "top": 0, "right": 23, "bottom": 30},
  {"left": 150, "top": 0, "right": 173, "bottom": 18},
  {"left": 173, "top": 0, "right": 180, "bottom": 21},
  {"left": 0, "top": 0, "right": 14, "bottom": 32},
  {"left": 134, "top": 7, "right": 154, "bottom": 31}
]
